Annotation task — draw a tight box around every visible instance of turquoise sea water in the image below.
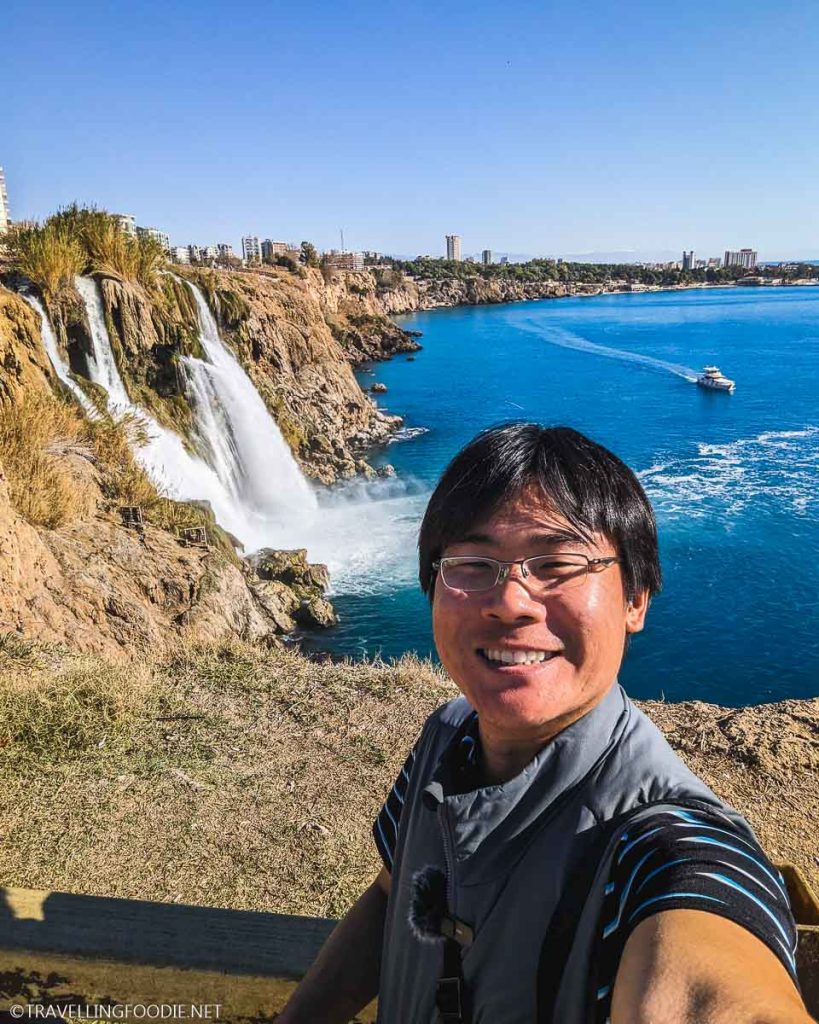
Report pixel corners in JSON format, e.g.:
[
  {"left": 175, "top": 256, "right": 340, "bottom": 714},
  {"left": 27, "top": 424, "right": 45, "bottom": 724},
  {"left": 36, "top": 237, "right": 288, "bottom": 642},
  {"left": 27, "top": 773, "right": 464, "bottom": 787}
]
[{"left": 309, "top": 286, "right": 819, "bottom": 706}]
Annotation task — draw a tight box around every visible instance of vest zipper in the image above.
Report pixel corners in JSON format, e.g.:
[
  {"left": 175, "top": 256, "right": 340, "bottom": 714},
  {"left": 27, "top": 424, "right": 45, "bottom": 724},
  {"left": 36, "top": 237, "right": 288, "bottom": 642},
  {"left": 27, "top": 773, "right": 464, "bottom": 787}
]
[{"left": 438, "top": 802, "right": 457, "bottom": 917}]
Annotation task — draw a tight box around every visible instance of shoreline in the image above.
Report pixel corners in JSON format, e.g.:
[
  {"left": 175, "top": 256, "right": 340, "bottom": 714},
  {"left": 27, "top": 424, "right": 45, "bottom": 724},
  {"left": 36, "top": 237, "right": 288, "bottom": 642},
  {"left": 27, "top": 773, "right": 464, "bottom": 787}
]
[{"left": 389, "top": 277, "right": 819, "bottom": 319}]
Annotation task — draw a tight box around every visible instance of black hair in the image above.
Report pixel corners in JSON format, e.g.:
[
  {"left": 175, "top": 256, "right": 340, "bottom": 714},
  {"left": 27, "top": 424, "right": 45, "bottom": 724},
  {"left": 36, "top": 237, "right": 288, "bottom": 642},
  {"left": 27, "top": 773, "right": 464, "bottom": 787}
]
[{"left": 418, "top": 423, "right": 661, "bottom": 604}]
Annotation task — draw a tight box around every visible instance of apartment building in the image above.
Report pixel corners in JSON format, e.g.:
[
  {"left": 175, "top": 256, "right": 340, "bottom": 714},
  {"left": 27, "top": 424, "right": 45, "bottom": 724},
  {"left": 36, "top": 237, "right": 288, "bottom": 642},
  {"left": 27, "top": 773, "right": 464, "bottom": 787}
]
[
  {"left": 261, "top": 239, "right": 288, "bottom": 260},
  {"left": 0, "top": 167, "right": 10, "bottom": 233},
  {"left": 724, "top": 248, "right": 758, "bottom": 270},
  {"left": 242, "top": 235, "right": 262, "bottom": 263},
  {"left": 323, "top": 249, "right": 364, "bottom": 271},
  {"left": 446, "top": 234, "right": 462, "bottom": 261},
  {"left": 136, "top": 226, "right": 171, "bottom": 251}
]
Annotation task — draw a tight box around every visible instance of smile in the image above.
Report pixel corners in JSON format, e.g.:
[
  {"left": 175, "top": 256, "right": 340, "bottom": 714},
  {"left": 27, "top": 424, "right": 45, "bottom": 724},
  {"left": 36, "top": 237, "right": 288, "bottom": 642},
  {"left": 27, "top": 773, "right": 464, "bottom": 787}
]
[{"left": 479, "top": 648, "right": 559, "bottom": 665}]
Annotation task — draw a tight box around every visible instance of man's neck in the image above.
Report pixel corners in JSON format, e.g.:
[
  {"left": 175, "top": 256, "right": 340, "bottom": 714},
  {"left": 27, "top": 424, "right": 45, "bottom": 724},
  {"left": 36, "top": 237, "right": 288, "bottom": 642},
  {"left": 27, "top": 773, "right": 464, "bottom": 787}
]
[{"left": 477, "top": 693, "right": 611, "bottom": 786}]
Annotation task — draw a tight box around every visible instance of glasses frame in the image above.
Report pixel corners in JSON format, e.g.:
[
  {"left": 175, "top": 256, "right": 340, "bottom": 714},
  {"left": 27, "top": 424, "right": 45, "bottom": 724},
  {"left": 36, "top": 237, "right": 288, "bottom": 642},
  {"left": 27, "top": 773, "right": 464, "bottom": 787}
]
[{"left": 431, "top": 552, "right": 620, "bottom": 593}]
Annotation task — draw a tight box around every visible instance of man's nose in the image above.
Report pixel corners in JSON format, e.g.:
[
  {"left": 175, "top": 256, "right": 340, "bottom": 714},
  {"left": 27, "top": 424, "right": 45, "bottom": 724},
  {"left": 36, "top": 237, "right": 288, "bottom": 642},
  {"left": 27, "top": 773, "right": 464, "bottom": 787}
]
[{"left": 481, "top": 566, "right": 546, "bottom": 622}]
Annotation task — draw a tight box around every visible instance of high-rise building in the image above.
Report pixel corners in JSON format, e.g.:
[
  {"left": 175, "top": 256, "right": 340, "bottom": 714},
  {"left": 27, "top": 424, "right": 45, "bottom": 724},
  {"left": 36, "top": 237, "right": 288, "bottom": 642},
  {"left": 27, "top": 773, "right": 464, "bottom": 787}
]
[
  {"left": 482, "top": 249, "right": 493, "bottom": 266},
  {"left": 446, "top": 234, "right": 462, "bottom": 261},
  {"left": 136, "top": 226, "right": 171, "bottom": 251},
  {"left": 170, "top": 246, "right": 190, "bottom": 265},
  {"left": 724, "top": 248, "right": 758, "bottom": 270},
  {"left": 0, "top": 167, "right": 10, "bottom": 234},
  {"left": 187, "top": 245, "right": 202, "bottom": 262},
  {"left": 682, "top": 250, "right": 695, "bottom": 271},
  {"left": 242, "top": 235, "right": 262, "bottom": 263},
  {"left": 216, "top": 243, "right": 235, "bottom": 261},
  {"left": 261, "top": 239, "right": 288, "bottom": 261}
]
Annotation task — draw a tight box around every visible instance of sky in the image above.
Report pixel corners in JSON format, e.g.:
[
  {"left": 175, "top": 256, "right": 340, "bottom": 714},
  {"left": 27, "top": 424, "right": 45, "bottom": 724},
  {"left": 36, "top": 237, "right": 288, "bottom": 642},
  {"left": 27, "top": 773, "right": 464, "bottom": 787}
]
[{"left": 4, "top": 0, "right": 819, "bottom": 261}]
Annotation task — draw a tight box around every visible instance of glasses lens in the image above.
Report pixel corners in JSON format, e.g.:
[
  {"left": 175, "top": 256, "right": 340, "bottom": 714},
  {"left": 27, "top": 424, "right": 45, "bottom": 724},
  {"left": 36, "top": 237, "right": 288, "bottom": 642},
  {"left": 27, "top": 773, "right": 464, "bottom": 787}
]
[
  {"left": 526, "top": 554, "right": 589, "bottom": 589},
  {"left": 441, "top": 558, "right": 498, "bottom": 591}
]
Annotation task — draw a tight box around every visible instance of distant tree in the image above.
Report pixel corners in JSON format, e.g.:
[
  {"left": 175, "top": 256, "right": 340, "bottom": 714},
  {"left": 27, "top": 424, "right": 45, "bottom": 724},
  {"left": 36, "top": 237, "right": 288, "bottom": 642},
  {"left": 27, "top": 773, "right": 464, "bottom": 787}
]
[{"left": 300, "top": 241, "right": 320, "bottom": 267}]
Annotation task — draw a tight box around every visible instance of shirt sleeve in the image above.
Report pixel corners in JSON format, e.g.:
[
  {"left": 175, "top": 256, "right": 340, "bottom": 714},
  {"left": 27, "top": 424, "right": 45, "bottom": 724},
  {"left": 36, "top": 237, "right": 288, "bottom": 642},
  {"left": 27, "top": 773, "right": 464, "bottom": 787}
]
[
  {"left": 372, "top": 744, "right": 418, "bottom": 872},
  {"left": 594, "top": 806, "right": 799, "bottom": 1016}
]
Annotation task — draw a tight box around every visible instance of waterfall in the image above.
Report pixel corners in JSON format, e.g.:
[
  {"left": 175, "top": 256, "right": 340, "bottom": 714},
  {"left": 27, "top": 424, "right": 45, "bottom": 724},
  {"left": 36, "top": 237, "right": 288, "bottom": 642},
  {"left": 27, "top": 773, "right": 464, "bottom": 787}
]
[
  {"left": 73, "top": 275, "right": 257, "bottom": 530},
  {"left": 182, "top": 282, "right": 317, "bottom": 516},
  {"left": 21, "top": 293, "right": 98, "bottom": 417},
  {"left": 71, "top": 274, "right": 317, "bottom": 551},
  {"left": 75, "top": 276, "right": 133, "bottom": 410},
  {"left": 29, "top": 275, "right": 423, "bottom": 594}
]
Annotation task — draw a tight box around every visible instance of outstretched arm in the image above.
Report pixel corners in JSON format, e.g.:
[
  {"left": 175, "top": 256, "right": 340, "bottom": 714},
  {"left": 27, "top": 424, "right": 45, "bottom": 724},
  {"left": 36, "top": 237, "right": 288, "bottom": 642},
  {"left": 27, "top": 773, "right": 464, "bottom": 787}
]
[
  {"left": 276, "top": 867, "right": 391, "bottom": 1024},
  {"left": 611, "top": 909, "right": 812, "bottom": 1024}
]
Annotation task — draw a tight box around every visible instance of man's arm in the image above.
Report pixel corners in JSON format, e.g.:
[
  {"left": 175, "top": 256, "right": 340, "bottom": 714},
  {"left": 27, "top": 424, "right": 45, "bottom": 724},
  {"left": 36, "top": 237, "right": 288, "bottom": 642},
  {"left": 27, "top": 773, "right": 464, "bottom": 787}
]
[
  {"left": 276, "top": 867, "right": 391, "bottom": 1024},
  {"left": 611, "top": 909, "right": 812, "bottom": 1024}
]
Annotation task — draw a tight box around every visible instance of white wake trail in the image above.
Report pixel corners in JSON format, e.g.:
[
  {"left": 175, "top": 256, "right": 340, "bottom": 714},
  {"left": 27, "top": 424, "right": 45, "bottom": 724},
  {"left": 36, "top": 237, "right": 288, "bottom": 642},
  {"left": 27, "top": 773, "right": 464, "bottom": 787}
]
[{"left": 516, "top": 320, "right": 699, "bottom": 381}]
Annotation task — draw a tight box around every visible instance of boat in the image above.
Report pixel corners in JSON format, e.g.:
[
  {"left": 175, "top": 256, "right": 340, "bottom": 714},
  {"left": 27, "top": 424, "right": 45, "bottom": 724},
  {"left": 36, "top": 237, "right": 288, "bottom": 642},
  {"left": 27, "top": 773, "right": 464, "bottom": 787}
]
[{"left": 696, "top": 365, "right": 736, "bottom": 392}]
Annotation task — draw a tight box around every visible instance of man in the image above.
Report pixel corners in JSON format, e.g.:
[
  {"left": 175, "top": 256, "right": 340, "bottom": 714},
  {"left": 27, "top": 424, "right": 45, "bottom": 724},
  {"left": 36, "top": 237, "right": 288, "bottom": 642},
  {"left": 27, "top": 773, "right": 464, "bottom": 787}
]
[{"left": 279, "top": 424, "right": 810, "bottom": 1024}]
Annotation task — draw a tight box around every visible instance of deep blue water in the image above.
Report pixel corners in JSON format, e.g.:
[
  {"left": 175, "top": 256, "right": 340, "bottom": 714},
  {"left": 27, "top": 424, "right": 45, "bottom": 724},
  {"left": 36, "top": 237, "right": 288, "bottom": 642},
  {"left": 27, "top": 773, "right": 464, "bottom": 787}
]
[{"left": 309, "top": 286, "right": 819, "bottom": 706}]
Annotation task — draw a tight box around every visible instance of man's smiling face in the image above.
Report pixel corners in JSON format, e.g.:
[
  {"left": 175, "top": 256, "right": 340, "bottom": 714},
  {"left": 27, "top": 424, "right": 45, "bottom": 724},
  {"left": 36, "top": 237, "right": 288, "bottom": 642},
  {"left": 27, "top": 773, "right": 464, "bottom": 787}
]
[{"left": 432, "top": 486, "right": 649, "bottom": 743}]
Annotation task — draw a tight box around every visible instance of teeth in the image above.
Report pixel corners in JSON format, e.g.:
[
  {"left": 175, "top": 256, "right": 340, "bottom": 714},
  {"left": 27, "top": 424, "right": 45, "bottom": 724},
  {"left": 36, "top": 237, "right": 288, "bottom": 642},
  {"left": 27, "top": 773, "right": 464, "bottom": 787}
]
[{"left": 482, "top": 648, "right": 553, "bottom": 665}]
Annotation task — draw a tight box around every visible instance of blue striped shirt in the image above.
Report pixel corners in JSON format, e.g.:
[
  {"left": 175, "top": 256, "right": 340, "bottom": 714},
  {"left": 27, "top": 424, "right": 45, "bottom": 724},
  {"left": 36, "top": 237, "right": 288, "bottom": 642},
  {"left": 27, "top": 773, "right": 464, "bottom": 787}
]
[{"left": 373, "top": 714, "right": 798, "bottom": 1021}]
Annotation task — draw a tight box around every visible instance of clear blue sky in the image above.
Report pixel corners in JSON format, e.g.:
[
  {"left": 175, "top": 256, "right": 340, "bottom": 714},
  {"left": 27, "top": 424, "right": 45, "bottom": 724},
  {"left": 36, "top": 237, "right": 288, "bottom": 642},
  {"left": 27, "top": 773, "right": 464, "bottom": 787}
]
[{"left": 4, "top": 0, "right": 819, "bottom": 260}]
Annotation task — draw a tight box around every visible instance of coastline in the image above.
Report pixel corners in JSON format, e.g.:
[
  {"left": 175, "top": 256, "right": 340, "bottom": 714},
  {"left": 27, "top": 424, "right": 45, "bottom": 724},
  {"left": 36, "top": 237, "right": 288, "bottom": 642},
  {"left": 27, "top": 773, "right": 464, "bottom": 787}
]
[{"left": 385, "top": 276, "right": 819, "bottom": 319}]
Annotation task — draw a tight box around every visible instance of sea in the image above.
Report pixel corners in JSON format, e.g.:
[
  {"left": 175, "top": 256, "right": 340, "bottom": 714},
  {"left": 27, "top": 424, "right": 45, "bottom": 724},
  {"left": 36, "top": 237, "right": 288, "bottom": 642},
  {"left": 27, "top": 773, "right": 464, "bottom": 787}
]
[{"left": 304, "top": 286, "right": 819, "bottom": 707}]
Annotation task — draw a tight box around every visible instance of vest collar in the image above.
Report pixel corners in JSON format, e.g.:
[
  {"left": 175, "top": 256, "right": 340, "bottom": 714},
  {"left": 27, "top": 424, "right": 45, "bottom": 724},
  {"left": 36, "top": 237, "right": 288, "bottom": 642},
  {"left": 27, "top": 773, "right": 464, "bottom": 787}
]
[{"left": 423, "top": 683, "right": 630, "bottom": 882}]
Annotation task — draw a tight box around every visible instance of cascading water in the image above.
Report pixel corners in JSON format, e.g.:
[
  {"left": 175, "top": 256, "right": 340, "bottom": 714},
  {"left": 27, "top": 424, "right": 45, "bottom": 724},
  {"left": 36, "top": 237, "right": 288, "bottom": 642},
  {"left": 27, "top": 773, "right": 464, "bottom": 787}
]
[
  {"left": 182, "top": 282, "right": 317, "bottom": 516},
  {"left": 58, "top": 274, "right": 421, "bottom": 576},
  {"left": 21, "top": 293, "right": 97, "bottom": 417},
  {"left": 73, "top": 275, "right": 262, "bottom": 531}
]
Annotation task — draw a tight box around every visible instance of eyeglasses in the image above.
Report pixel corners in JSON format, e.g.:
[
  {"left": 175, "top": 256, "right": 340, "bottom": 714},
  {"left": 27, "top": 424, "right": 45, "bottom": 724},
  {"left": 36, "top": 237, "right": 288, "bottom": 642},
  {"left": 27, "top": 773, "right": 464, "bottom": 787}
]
[{"left": 431, "top": 553, "right": 620, "bottom": 594}]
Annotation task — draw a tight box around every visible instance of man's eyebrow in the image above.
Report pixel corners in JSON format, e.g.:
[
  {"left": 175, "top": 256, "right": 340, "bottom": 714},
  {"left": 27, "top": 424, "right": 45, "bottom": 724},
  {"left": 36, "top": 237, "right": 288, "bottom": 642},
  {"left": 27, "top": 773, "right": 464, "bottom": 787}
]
[{"left": 456, "top": 529, "right": 586, "bottom": 546}]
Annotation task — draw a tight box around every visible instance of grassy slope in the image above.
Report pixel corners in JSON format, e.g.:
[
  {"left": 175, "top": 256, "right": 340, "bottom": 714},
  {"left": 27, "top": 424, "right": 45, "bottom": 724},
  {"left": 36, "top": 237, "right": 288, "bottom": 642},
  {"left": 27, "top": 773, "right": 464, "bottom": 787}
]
[{"left": 1, "top": 636, "right": 816, "bottom": 917}]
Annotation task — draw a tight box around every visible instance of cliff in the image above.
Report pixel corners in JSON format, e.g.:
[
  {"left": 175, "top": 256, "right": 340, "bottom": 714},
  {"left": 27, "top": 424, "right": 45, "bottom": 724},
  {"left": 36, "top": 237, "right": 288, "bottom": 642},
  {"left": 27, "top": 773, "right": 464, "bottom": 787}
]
[
  {"left": 0, "top": 266, "right": 416, "bottom": 656},
  {"left": 34, "top": 268, "right": 417, "bottom": 485}
]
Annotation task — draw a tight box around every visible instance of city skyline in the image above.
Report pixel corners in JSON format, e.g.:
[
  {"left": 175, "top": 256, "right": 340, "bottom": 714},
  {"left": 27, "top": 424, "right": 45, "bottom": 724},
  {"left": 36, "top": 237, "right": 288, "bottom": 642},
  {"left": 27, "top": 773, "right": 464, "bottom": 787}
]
[{"left": 3, "top": 0, "right": 819, "bottom": 260}]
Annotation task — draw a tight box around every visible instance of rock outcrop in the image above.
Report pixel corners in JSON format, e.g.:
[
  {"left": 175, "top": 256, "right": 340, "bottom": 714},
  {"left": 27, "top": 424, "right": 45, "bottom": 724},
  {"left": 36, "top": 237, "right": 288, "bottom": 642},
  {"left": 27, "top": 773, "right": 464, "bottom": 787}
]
[{"left": 0, "top": 453, "right": 335, "bottom": 658}]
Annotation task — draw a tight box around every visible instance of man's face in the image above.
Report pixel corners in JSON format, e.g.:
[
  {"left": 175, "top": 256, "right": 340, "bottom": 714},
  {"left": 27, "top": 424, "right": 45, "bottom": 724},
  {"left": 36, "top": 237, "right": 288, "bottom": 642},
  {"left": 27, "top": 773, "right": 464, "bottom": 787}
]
[{"left": 432, "top": 487, "right": 649, "bottom": 741}]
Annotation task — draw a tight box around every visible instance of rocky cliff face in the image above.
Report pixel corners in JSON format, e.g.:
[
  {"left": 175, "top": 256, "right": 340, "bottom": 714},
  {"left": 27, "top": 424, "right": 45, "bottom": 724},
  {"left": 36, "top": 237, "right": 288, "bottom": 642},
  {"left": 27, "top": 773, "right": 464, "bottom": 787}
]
[
  {"left": 0, "top": 269, "right": 412, "bottom": 656},
  {"left": 186, "top": 267, "right": 417, "bottom": 483}
]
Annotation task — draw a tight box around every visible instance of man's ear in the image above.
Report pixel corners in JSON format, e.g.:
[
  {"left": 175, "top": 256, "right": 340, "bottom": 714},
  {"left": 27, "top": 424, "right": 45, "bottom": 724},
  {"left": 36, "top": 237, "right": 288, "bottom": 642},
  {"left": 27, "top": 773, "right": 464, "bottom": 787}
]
[{"left": 625, "top": 589, "right": 650, "bottom": 634}]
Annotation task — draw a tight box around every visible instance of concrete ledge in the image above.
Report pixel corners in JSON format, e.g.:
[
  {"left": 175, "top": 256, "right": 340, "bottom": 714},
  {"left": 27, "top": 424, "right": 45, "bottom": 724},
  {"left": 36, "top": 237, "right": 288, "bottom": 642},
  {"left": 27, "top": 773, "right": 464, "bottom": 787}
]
[
  {"left": 1, "top": 868, "right": 817, "bottom": 1018},
  {"left": 0, "top": 887, "right": 335, "bottom": 978}
]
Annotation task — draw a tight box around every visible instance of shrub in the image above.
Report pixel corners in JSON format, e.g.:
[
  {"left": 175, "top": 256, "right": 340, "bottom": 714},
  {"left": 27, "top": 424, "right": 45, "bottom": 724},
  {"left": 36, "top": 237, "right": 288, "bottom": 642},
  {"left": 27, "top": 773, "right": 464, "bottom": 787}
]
[
  {"left": 0, "top": 392, "right": 158, "bottom": 528},
  {"left": 5, "top": 204, "right": 167, "bottom": 292},
  {"left": 4, "top": 220, "right": 86, "bottom": 298}
]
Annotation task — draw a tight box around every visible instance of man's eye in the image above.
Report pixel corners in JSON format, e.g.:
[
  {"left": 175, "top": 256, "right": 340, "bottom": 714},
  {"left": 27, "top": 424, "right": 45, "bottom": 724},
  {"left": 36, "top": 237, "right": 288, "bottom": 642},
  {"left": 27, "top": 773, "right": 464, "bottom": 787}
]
[
  {"left": 529, "top": 556, "right": 586, "bottom": 578},
  {"left": 454, "top": 560, "right": 493, "bottom": 573}
]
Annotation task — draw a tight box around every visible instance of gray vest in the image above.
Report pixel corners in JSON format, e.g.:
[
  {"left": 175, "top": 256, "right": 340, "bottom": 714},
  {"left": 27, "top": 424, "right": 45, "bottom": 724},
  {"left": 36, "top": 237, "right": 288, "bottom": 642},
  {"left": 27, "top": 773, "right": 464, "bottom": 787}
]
[{"left": 377, "top": 683, "right": 751, "bottom": 1023}]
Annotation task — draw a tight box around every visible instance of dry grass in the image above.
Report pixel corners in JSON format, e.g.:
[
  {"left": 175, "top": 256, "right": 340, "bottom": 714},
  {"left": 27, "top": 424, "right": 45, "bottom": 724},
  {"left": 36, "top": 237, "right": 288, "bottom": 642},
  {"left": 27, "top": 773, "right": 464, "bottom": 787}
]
[
  {"left": 0, "top": 638, "right": 453, "bottom": 918},
  {"left": 4, "top": 220, "right": 86, "bottom": 298},
  {"left": 0, "top": 637, "right": 815, "bottom": 921},
  {"left": 5, "top": 205, "right": 167, "bottom": 292},
  {"left": 0, "top": 391, "right": 159, "bottom": 527}
]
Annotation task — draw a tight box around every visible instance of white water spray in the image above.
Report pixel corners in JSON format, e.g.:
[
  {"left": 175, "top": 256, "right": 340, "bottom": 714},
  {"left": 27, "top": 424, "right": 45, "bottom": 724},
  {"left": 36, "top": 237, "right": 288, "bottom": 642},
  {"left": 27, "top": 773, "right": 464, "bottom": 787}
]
[
  {"left": 515, "top": 320, "right": 699, "bottom": 381},
  {"left": 75, "top": 276, "right": 134, "bottom": 410},
  {"left": 21, "top": 293, "right": 98, "bottom": 417},
  {"left": 73, "top": 275, "right": 258, "bottom": 524},
  {"left": 182, "top": 282, "right": 317, "bottom": 517},
  {"left": 67, "top": 274, "right": 424, "bottom": 574}
]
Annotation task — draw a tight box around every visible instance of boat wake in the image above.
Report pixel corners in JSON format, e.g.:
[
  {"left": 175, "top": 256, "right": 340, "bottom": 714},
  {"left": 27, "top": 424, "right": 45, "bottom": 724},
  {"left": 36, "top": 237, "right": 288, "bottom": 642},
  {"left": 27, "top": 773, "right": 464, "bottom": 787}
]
[
  {"left": 388, "top": 426, "right": 430, "bottom": 444},
  {"left": 515, "top": 321, "right": 699, "bottom": 382},
  {"left": 638, "top": 427, "right": 819, "bottom": 522}
]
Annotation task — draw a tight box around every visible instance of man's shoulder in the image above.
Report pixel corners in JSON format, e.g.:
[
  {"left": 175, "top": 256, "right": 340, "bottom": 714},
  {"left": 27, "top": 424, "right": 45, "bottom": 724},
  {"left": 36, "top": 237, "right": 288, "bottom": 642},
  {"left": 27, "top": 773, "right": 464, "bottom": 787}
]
[{"left": 592, "top": 690, "right": 734, "bottom": 818}]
